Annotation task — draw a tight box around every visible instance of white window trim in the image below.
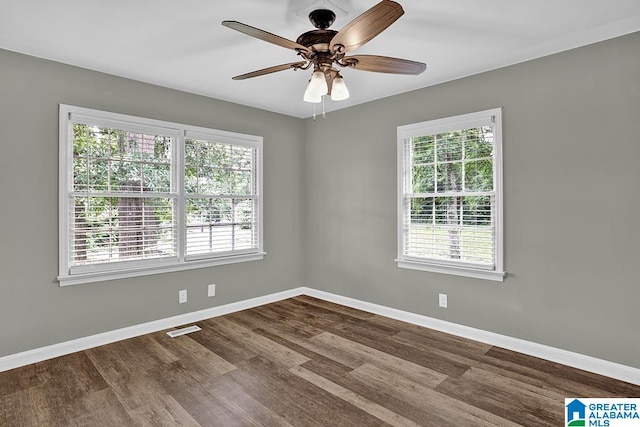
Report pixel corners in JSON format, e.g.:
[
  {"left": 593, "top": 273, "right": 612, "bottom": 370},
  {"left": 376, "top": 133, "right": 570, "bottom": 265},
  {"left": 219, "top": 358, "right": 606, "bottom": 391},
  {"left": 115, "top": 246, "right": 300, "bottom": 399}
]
[
  {"left": 58, "top": 104, "right": 265, "bottom": 286},
  {"left": 396, "top": 108, "right": 505, "bottom": 282}
]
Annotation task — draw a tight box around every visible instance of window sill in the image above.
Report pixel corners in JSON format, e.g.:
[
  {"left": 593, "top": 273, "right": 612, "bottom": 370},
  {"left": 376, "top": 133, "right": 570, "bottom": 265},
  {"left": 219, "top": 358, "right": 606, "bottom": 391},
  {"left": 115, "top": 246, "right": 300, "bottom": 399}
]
[
  {"left": 396, "top": 258, "right": 505, "bottom": 282},
  {"left": 58, "top": 252, "right": 266, "bottom": 286}
]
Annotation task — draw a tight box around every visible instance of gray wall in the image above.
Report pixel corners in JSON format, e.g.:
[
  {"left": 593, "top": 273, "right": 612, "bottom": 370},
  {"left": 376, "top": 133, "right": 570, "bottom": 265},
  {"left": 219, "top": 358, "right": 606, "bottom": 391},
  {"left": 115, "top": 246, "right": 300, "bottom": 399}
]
[
  {"left": 303, "top": 32, "right": 640, "bottom": 369},
  {"left": 0, "top": 49, "right": 304, "bottom": 357},
  {"left": 2, "top": 31, "right": 639, "bottom": 370}
]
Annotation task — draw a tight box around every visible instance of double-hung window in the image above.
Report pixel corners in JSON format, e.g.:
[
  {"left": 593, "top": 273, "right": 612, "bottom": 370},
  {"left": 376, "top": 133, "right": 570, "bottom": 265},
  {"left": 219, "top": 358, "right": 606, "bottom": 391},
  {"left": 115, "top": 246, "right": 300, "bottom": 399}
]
[
  {"left": 58, "top": 105, "right": 263, "bottom": 286},
  {"left": 396, "top": 108, "right": 504, "bottom": 281}
]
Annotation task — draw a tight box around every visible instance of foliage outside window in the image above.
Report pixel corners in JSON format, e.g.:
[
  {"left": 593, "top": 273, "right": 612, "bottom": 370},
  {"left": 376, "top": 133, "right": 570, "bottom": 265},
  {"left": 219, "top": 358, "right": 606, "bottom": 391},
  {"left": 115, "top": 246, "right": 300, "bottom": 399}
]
[
  {"left": 59, "top": 105, "right": 263, "bottom": 286},
  {"left": 396, "top": 108, "right": 504, "bottom": 281}
]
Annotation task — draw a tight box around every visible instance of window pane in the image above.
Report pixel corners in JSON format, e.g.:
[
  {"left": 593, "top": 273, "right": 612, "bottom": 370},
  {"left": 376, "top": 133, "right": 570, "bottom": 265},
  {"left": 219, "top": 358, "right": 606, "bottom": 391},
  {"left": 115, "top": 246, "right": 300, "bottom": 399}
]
[
  {"left": 72, "top": 124, "right": 173, "bottom": 194},
  {"left": 412, "top": 165, "right": 434, "bottom": 193},
  {"left": 464, "top": 159, "right": 493, "bottom": 191},
  {"left": 464, "top": 126, "right": 494, "bottom": 160},
  {"left": 232, "top": 170, "right": 252, "bottom": 194},
  {"left": 142, "top": 163, "right": 171, "bottom": 193},
  {"left": 436, "top": 162, "right": 462, "bottom": 192},
  {"left": 186, "top": 197, "right": 257, "bottom": 255},
  {"left": 231, "top": 146, "right": 253, "bottom": 169},
  {"left": 412, "top": 136, "right": 434, "bottom": 164},
  {"left": 406, "top": 195, "right": 494, "bottom": 265},
  {"left": 410, "top": 197, "right": 433, "bottom": 224},
  {"left": 72, "top": 196, "right": 175, "bottom": 266},
  {"left": 185, "top": 139, "right": 255, "bottom": 197},
  {"left": 436, "top": 132, "right": 463, "bottom": 162}
]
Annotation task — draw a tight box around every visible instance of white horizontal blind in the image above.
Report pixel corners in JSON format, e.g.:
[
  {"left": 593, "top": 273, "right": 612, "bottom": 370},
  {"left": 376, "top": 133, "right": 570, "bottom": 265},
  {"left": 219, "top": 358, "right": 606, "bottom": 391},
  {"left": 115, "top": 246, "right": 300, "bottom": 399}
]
[
  {"left": 184, "top": 135, "right": 259, "bottom": 258},
  {"left": 70, "top": 121, "right": 177, "bottom": 270},
  {"left": 399, "top": 109, "right": 502, "bottom": 273},
  {"left": 59, "top": 105, "right": 264, "bottom": 284}
]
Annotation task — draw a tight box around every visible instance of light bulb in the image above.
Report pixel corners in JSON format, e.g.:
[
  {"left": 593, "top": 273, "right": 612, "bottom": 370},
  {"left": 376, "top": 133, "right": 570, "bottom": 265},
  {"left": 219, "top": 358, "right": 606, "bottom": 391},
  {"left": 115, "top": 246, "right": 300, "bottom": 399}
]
[{"left": 331, "top": 75, "right": 350, "bottom": 101}]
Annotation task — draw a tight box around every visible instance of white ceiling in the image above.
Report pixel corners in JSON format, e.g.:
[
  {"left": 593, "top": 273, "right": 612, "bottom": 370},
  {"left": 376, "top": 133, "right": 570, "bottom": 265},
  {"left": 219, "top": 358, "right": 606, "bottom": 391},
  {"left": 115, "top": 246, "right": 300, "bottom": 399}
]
[{"left": 2, "top": 0, "right": 639, "bottom": 118}]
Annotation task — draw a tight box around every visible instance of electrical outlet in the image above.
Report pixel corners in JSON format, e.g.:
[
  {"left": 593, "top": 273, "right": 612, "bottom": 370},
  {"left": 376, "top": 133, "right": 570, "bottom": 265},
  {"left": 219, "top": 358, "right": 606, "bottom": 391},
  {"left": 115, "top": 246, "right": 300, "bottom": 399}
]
[
  {"left": 439, "top": 293, "right": 448, "bottom": 308},
  {"left": 208, "top": 284, "right": 216, "bottom": 297},
  {"left": 179, "top": 289, "right": 187, "bottom": 304}
]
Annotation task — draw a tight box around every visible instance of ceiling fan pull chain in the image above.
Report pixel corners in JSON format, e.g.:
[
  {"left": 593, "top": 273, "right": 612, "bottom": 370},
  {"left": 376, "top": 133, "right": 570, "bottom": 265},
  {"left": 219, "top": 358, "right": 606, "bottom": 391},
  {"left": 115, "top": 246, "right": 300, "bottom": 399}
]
[
  {"left": 322, "top": 96, "right": 326, "bottom": 119},
  {"left": 313, "top": 102, "right": 317, "bottom": 121}
]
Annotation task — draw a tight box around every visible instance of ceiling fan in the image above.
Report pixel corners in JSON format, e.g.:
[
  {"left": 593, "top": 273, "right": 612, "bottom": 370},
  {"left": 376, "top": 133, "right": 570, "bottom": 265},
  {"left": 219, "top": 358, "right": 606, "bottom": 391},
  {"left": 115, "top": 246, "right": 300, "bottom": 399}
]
[{"left": 222, "top": 0, "right": 426, "bottom": 103}]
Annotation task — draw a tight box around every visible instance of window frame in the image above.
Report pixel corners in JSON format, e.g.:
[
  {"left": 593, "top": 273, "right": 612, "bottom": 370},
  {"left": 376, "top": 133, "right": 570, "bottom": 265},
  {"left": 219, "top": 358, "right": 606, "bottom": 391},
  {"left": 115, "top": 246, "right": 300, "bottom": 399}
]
[
  {"left": 58, "top": 104, "right": 264, "bottom": 286},
  {"left": 396, "top": 108, "right": 505, "bottom": 282}
]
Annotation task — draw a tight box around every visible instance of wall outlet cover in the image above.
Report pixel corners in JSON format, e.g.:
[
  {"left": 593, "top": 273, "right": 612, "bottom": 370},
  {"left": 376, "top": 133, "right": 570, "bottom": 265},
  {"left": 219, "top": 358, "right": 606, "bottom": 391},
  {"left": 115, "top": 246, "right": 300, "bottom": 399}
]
[
  {"left": 439, "top": 293, "right": 448, "bottom": 308},
  {"left": 179, "top": 289, "right": 187, "bottom": 304}
]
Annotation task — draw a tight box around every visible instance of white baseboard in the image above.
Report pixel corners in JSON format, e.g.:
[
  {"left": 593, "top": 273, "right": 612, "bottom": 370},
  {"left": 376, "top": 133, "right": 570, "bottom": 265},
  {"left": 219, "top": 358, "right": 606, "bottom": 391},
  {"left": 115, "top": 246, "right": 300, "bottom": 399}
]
[
  {"left": 301, "top": 287, "right": 640, "bottom": 386},
  {"left": 2, "top": 286, "right": 639, "bottom": 387},
  {"left": 0, "top": 288, "right": 304, "bottom": 373}
]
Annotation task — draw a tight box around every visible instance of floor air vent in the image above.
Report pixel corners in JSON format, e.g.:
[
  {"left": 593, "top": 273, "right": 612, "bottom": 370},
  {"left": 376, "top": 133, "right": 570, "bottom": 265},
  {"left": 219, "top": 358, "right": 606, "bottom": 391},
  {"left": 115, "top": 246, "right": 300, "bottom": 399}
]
[{"left": 166, "top": 325, "right": 202, "bottom": 338}]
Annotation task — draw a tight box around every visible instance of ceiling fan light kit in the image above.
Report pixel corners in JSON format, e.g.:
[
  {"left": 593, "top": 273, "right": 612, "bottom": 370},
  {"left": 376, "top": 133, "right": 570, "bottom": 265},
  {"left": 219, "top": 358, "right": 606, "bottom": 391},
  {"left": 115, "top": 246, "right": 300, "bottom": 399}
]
[{"left": 222, "top": 0, "right": 426, "bottom": 109}]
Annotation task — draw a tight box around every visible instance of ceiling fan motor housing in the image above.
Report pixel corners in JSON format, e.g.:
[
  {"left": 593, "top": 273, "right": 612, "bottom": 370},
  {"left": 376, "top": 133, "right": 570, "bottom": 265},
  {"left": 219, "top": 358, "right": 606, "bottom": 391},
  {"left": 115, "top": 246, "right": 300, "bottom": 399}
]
[{"left": 296, "top": 29, "right": 338, "bottom": 50}]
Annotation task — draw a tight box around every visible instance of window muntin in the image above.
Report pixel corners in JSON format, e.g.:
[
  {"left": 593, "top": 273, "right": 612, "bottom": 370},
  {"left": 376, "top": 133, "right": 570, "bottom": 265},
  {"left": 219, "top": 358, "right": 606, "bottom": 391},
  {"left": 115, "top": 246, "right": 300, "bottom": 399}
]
[
  {"left": 397, "top": 109, "right": 504, "bottom": 281},
  {"left": 59, "top": 105, "right": 263, "bottom": 285}
]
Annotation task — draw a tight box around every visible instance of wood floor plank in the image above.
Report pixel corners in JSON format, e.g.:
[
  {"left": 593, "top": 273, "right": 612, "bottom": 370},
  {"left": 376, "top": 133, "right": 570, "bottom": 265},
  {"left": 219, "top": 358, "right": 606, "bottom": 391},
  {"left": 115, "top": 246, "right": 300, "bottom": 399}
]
[
  {"left": 0, "top": 363, "right": 40, "bottom": 397},
  {"left": 485, "top": 346, "right": 640, "bottom": 396},
  {"left": 227, "top": 304, "right": 325, "bottom": 340},
  {"left": 188, "top": 321, "right": 257, "bottom": 365},
  {"left": 2, "top": 296, "right": 639, "bottom": 426},
  {"left": 205, "top": 374, "right": 295, "bottom": 427},
  {"left": 273, "top": 298, "right": 371, "bottom": 330},
  {"left": 310, "top": 332, "right": 448, "bottom": 387},
  {"left": 474, "top": 354, "right": 625, "bottom": 399},
  {"left": 349, "top": 363, "right": 521, "bottom": 427},
  {"left": 290, "top": 365, "right": 421, "bottom": 427},
  {"left": 251, "top": 327, "right": 357, "bottom": 374},
  {"left": 85, "top": 334, "right": 177, "bottom": 380},
  {"left": 228, "top": 355, "right": 389, "bottom": 426},
  {"left": 208, "top": 317, "right": 310, "bottom": 369},
  {"left": 292, "top": 295, "right": 378, "bottom": 320},
  {"left": 435, "top": 371, "right": 562, "bottom": 426},
  {"left": 0, "top": 385, "right": 55, "bottom": 426},
  {"left": 59, "top": 388, "right": 135, "bottom": 426},
  {"left": 382, "top": 320, "right": 493, "bottom": 359},
  {"left": 151, "top": 331, "right": 237, "bottom": 383},
  {"left": 329, "top": 321, "right": 474, "bottom": 377},
  {"left": 127, "top": 397, "right": 201, "bottom": 427},
  {"left": 299, "top": 357, "right": 446, "bottom": 425}
]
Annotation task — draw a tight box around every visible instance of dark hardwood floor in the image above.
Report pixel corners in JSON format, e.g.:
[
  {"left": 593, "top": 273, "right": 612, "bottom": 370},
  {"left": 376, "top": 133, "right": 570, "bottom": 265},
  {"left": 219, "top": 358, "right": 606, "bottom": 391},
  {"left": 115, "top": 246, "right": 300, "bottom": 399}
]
[{"left": 1, "top": 295, "right": 639, "bottom": 426}]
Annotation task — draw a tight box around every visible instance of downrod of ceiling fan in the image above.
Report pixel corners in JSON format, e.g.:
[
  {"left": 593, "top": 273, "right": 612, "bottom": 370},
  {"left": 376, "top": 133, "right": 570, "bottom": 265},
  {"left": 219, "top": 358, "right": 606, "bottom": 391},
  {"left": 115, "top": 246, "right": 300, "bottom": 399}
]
[{"left": 308, "top": 9, "right": 336, "bottom": 29}]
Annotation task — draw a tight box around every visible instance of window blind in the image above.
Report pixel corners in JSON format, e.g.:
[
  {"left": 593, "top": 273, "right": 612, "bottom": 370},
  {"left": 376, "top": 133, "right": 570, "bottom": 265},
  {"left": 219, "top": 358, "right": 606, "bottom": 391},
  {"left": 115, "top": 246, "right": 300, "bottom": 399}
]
[
  {"left": 59, "top": 105, "right": 264, "bottom": 285},
  {"left": 184, "top": 134, "right": 260, "bottom": 258},
  {"left": 69, "top": 122, "right": 178, "bottom": 271},
  {"left": 397, "top": 108, "right": 504, "bottom": 280}
]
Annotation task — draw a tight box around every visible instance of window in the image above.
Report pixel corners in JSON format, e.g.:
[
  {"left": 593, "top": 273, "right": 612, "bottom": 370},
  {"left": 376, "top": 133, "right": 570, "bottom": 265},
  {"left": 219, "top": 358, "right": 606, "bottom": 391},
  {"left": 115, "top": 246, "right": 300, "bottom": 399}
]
[
  {"left": 59, "top": 105, "right": 263, "bottom": 285},
  {"left": 396, "top": 108, "right": 504, "bottom": 281}
]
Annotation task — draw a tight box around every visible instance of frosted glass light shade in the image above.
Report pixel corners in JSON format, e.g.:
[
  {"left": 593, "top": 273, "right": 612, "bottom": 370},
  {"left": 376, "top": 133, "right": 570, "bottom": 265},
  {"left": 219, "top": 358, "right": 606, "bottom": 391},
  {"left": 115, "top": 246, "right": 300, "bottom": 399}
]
[
  {"left": 303, "top": 83, "right": 322, "bottom": 103},
  {"left": 331, "top": 75, "right": 350, "bottom": 101},
  {"left": 309, "top": 70, "right": 328, "bottom": 96},
  {"left": 303, "top": 70, "right": 328, "bottom": 103}
]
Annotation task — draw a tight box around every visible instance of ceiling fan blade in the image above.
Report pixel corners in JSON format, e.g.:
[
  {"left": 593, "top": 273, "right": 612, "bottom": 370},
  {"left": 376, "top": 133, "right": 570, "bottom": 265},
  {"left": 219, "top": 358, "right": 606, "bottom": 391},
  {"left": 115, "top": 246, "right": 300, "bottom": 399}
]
[
  {"left": 329, "top": 0, "right": 404, "bottom": 53},
  {"left": 232, "top": 61, "right": 308, "bottom": 80},
  {"left": 346, "top": 55, "right": 426, "bottom": 75},
  {"left": 222, "top": 21, "right": 310, "bottom": 54}
]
